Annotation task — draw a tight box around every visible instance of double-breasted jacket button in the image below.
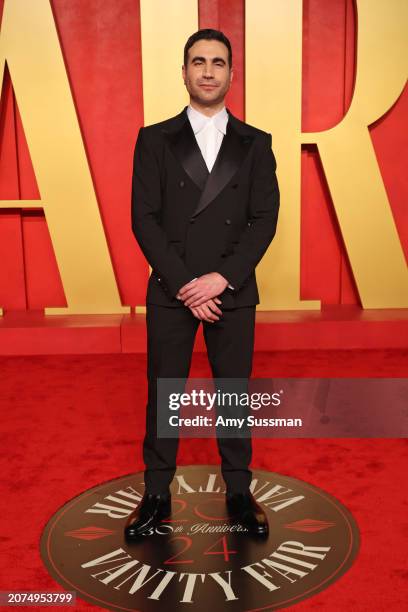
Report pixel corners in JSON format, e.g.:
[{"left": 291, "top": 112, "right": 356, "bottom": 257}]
[
  {"left": 225, "top": 219, "right": 231, "bottom": 225},
  {"left": 179, "top": 180, "right": 185, "bottom": 187},
  {"left": 189, "top": 218, "right": 195, "bottom": 223},
  {"left": 231, "top": 183, "right": 238, "bottom": 189}
]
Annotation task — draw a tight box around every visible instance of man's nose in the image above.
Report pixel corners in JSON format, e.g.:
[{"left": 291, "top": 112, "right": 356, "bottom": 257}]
[{"left": 203, "top": 63, "right": 214, "bottom": 78}]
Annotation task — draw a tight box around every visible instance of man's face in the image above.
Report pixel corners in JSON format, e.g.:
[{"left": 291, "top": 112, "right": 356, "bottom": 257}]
[{"left": 182, "top": 39, "right": 233, "bottom": 107}]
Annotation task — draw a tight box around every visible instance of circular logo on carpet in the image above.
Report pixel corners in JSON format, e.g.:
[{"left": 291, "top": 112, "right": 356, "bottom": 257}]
[{"left": 41, "top": 466, "right": 359, "bottom": 611}]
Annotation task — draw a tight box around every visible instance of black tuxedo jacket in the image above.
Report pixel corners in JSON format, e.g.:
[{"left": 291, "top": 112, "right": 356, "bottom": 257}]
[{"left": 131, "top": 106, "right": 280, "bottom": 309}]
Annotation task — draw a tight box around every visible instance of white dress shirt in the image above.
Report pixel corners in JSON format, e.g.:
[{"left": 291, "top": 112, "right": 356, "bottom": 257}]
[
  {"left": 186, "top": 104, "right": 228, "bottom": 172},
  {"left": 186, "top": 104, "right": 234, "bottom": 292}
]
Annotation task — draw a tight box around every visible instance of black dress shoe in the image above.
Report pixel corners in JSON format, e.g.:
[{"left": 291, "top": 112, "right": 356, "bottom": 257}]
[
  {"left": 226, "top": 492, "right": 269, "bottom": 537},
  {"left": 124, "top": 492, "right": 171, "bottom": 539}
]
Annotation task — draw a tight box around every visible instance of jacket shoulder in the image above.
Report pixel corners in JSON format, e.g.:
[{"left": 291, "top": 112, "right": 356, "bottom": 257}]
[
  {"left": 228, "top": 113, "right": 270, "bottom": 140},
  {"left": 141, "top": 109, "right": 186, "bottom": 135}
]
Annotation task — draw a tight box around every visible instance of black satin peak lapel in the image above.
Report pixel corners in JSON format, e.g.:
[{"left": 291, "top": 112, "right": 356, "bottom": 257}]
[
  {"left": 162, "top": 109, "right": 209, "bottom": 191},
  {"left": 162, "top": 107, "right": 255, "bottom": 217},
  {"left": 191, "top": 119, "right": 254, "bottom": 218}
]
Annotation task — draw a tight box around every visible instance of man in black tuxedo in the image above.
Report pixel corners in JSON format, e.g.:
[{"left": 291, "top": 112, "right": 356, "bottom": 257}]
[{"left": 125, "top": 29, "right": 279, "bottom": 538}]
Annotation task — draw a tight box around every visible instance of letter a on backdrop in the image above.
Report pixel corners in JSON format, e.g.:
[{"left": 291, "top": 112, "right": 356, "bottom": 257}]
[{"left": 0, "top": 0, "right": 128, "bottom": 315}]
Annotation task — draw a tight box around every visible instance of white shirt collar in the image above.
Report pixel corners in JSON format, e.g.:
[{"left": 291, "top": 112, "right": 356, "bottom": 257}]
[{"left": 187, "top": 104, "right": 228, "bottom": 135}]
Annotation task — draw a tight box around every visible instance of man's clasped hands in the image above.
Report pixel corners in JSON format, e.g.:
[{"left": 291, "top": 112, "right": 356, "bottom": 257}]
[{"left": 176, "top": 272, "right": 229, "bottom": 323}]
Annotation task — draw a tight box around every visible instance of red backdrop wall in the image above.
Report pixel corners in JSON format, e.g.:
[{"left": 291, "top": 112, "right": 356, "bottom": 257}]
[{"left": 0, "top": 0, "right": 406, "bottom": 311}]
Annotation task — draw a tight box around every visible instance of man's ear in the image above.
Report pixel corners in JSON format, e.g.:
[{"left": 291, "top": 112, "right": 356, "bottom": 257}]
[{"left": 182, "top": 64, "right": 186, "bottom": 83}]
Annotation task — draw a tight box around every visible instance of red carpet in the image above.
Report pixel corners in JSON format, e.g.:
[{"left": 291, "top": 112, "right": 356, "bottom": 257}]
[{"left": 1, "top": 349, "right": 407, "bottom": 611}]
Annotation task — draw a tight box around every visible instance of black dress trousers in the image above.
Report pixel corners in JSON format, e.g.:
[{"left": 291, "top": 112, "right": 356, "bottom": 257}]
[{"left": 143, "top": 303, "right": 256, "bottom": 494}]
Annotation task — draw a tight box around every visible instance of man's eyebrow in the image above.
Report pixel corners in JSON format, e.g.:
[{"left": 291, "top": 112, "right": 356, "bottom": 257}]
[{"left": 191, "top": 55, "right": 227, "bottom": 64}]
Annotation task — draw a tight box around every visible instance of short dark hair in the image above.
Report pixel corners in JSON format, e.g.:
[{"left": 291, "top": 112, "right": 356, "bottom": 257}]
[{"left": 184, "top": 29, "right": 232, "bottom": 68}]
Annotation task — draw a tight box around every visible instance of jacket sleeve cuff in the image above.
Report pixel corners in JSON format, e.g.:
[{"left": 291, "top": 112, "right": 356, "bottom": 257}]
[{"left": 163, "top": 272, "right": 198, "bottom": 300}]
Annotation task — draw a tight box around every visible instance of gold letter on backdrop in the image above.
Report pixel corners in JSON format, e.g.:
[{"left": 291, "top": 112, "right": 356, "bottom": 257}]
[
  {"left": 140, "top": 0, "right": 197, "bottom": 125},
  {"left": 0, "top": 0, "right": 128, "bottom": 315},
  {"left": 246, "top": 0, "right": 319, "bottom": 310},
  {"left": 247, "top": 0, "right": 408, "bottom": 309},
  {"left": 135, "top": 0, "right": 198, "bottom": 313}
]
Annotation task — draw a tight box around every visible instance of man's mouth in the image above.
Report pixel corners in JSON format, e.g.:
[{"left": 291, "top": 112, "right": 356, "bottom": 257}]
[{"left": 199, "top": 84, "right": 218, "bottom": 89}]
